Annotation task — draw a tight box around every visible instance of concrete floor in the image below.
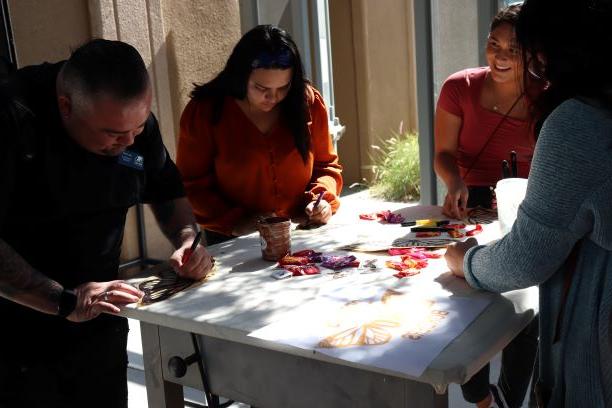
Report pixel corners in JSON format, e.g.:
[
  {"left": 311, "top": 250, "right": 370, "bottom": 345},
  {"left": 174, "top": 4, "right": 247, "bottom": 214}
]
[{"left": 126, "top": 319, "right": 511, "bottom": 408}]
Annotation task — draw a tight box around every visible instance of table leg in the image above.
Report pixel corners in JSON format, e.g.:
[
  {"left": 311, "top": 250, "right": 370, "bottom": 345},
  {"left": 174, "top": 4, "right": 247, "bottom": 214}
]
[
  {"left": 140, "top": 322, "right": 184, "bottom": 408},
  {"left": 404, "top": 380, "right": 448, "bottom": 408}
]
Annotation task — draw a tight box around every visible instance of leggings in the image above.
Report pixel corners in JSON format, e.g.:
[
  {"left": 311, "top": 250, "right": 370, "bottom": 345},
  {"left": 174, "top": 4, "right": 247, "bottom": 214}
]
[{"left": 461, "top": 317, "right": 539, "bottom": 407}]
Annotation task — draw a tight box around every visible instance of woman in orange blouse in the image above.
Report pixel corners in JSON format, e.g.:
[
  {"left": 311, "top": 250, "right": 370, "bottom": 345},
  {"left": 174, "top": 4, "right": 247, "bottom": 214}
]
[{"left": 177, "top": 25, "right": 343, "bottom": 244}]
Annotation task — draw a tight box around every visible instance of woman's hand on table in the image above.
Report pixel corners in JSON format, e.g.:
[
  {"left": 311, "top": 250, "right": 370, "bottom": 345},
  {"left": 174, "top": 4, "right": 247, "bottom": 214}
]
[
  {"left": 442, "top": 178, "right": 469, "bottom": 219},
  {"left": 445, "top": 237, "right": 479, "bottom": 278},
  {"left": 305, "top": 199, "right": 332, "bottom": 224}
]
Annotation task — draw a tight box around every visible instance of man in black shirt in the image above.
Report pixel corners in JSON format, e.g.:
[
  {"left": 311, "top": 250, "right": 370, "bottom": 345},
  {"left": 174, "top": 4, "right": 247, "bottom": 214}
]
[{"left": 0, "top": 39, "right": 214, "bottom": 407}]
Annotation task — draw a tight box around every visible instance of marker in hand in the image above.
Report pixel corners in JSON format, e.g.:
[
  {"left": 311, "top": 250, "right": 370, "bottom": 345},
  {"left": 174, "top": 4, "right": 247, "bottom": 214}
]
[
  {"left": 312, "top": 191, "right": 324, "bottom": 212},
  {"left": 182, "top": 231, "right": 202, "bottom": 264},
  {"left": 300, "top": 191, "right": 326, "bottom": 229}
]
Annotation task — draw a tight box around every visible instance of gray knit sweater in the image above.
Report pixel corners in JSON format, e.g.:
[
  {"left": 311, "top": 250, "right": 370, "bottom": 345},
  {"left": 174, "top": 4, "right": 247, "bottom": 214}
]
[{"left": 464, "top": 99, "right": 612, "bottom": 407}]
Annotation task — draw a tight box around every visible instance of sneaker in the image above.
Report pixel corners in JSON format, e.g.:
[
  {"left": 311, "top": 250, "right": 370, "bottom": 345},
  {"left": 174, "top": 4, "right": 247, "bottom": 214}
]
[{"left": 489, "top": 384, "right": 509, "bottom": 408}]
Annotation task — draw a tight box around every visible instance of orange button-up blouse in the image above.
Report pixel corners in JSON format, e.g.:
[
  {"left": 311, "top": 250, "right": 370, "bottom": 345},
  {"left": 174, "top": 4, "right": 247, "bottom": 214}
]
[{"left": 176, "top": 87, "right": 343, "bottom": 235}]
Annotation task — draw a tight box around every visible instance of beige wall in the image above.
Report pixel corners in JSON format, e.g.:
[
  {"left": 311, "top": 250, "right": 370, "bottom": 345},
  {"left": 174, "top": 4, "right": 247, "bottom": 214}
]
[
  {"left": 329, "top": 0, "right": 361, "bottom": 186},
  {"left": 161, "top": 0, "right": 241, "bottom": 137},
  {"left": 330, "top": 0, "right": 418, "bottom": 185},
  {"left": 9, "top": 0, "right": 90, "bottom": 67}
]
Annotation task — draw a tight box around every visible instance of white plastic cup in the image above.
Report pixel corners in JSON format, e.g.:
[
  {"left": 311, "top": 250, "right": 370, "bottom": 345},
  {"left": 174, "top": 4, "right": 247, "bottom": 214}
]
[{"left": 495, "top": 178, "right": 528, "bottom": 236}]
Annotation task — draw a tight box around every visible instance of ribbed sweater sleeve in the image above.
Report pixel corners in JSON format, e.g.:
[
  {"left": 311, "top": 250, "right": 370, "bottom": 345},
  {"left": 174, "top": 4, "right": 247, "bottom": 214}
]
[{"left": 463, "top": 99, "right": 611, "bottom": 291}]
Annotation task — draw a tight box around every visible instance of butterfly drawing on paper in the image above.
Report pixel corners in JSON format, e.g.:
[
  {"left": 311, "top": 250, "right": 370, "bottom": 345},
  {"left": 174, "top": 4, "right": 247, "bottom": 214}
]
[
  {"left": 382, "top": 289, "right": 450, "bottom": 340},
  {"left": 316, "top": 289, "right": 450, "bottom": 349},
  {"left": 317, "top": 319, "right": 400, "bottom": 348},
  {"left": 401, "top": 310, "right": 449, "bottom": 340},
  {"left": 317, "top": 299, "right": 399, "bottom": 348}
]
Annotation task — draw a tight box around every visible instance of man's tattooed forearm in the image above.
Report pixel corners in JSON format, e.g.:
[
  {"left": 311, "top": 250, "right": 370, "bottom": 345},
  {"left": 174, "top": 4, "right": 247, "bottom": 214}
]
[{"left": 0, "top": 239, "right": 62, "bottom": 313}]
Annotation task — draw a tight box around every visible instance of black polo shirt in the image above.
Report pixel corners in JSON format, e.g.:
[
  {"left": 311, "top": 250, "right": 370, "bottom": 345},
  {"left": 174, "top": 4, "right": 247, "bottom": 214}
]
[{"left": 0, "top": 62, "right": 184, "bottom": 354}]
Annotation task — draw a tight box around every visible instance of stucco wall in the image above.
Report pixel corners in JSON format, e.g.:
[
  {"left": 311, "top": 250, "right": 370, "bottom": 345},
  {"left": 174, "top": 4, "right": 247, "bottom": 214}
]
[
  {"left": 329, "top": 0, "right": 360, "bottom": 185},
  {"left": 8, "top": 0, "right": 90, "bottom": 67},
  {"left": 161, "top": 0, "right": 241, "bottom": 138}
]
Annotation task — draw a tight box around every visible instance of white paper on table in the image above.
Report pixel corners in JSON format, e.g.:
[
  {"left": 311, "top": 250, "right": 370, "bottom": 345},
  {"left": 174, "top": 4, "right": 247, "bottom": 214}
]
[{"left": 249, "top": 286, "right": 490, "bottom": 378}]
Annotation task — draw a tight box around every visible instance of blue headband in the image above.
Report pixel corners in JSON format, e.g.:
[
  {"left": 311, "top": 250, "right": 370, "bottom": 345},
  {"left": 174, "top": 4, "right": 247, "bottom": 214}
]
[{"left": 251, "top": 49, "right": 293, "bottom": 69}]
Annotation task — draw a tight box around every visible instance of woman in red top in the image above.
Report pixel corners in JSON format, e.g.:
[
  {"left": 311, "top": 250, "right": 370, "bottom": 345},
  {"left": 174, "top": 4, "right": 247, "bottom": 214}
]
[
  {"left": 177, "top": 25, "right": 342, "bottom": 244},
  {"left": 435, "top": 4, "right": 537, "bottom": 220},
  {"left": 435, "top": 6, "right": 542, "bottom": 408}
]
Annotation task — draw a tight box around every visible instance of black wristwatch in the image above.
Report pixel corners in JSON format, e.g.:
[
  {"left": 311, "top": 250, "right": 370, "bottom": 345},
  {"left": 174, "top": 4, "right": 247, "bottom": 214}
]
[{"left": 58, "top": 288, "right": 78, "bottom": 318}]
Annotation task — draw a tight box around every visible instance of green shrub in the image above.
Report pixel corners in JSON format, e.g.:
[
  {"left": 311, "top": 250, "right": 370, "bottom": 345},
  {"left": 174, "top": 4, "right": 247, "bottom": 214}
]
[{"left": 369, "top": 131, "right": 420, "bottom": 202}]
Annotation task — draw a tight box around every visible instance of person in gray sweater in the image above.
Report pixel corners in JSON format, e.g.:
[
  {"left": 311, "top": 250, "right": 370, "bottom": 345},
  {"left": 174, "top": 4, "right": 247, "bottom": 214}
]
[{"left": 445, "top": 0, "right": 612, "bottom": 406}]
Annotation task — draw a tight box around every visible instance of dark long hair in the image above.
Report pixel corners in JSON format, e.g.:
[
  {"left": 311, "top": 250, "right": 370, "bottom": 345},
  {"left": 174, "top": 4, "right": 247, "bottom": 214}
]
[
  {"left": 490, "top": 3, "right": 521, "bottom": 31},
  {"left": 191, "top": 25, "right": 310, "bottom": 161},
  {"left": 488, "top": 5, "right": 543, "bottom": 127},
  {"left": 516, "top": 0, "right": 612, "bottom": 131}
]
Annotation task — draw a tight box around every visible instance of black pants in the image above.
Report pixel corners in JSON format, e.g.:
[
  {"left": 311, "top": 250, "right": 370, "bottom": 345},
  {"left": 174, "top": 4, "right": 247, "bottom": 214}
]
[
  {"left": 461, "top": 317, "right": 539, "bottom": 407},
  {"left": 0, "top": 316, "right": 129, "bottom": 408}
]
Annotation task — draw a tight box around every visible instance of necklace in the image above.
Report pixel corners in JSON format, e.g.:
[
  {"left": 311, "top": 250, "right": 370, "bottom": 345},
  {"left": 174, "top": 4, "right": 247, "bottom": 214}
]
[
  {"left": 492, "top": 93, "right": 523, "bottom": 113},
  {"left": 486, "top": 72, "right": 523, "bottom": 114}
]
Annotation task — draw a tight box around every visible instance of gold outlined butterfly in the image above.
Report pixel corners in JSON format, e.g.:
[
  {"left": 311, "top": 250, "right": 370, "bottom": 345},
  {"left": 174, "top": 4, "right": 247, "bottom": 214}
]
[{"left": 317, "top": 319, "right": 400, "bottom": 348}]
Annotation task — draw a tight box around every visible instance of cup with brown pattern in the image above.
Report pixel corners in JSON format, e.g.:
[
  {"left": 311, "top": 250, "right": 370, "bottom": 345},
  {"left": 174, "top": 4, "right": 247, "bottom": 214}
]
[{"left": 257, "top": 216, "right": 291, "bottom": 261}]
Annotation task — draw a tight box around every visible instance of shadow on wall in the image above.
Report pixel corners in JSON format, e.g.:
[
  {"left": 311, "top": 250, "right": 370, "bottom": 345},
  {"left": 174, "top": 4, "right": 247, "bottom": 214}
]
[{"left": 162, "top": 30, "right": 182, "bottom": 140}]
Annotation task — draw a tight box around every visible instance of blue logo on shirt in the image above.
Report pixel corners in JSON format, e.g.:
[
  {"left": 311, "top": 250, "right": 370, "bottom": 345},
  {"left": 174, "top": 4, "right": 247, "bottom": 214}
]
[{"left": 117, "top": 150, "right": 144, "bottom": 170}]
